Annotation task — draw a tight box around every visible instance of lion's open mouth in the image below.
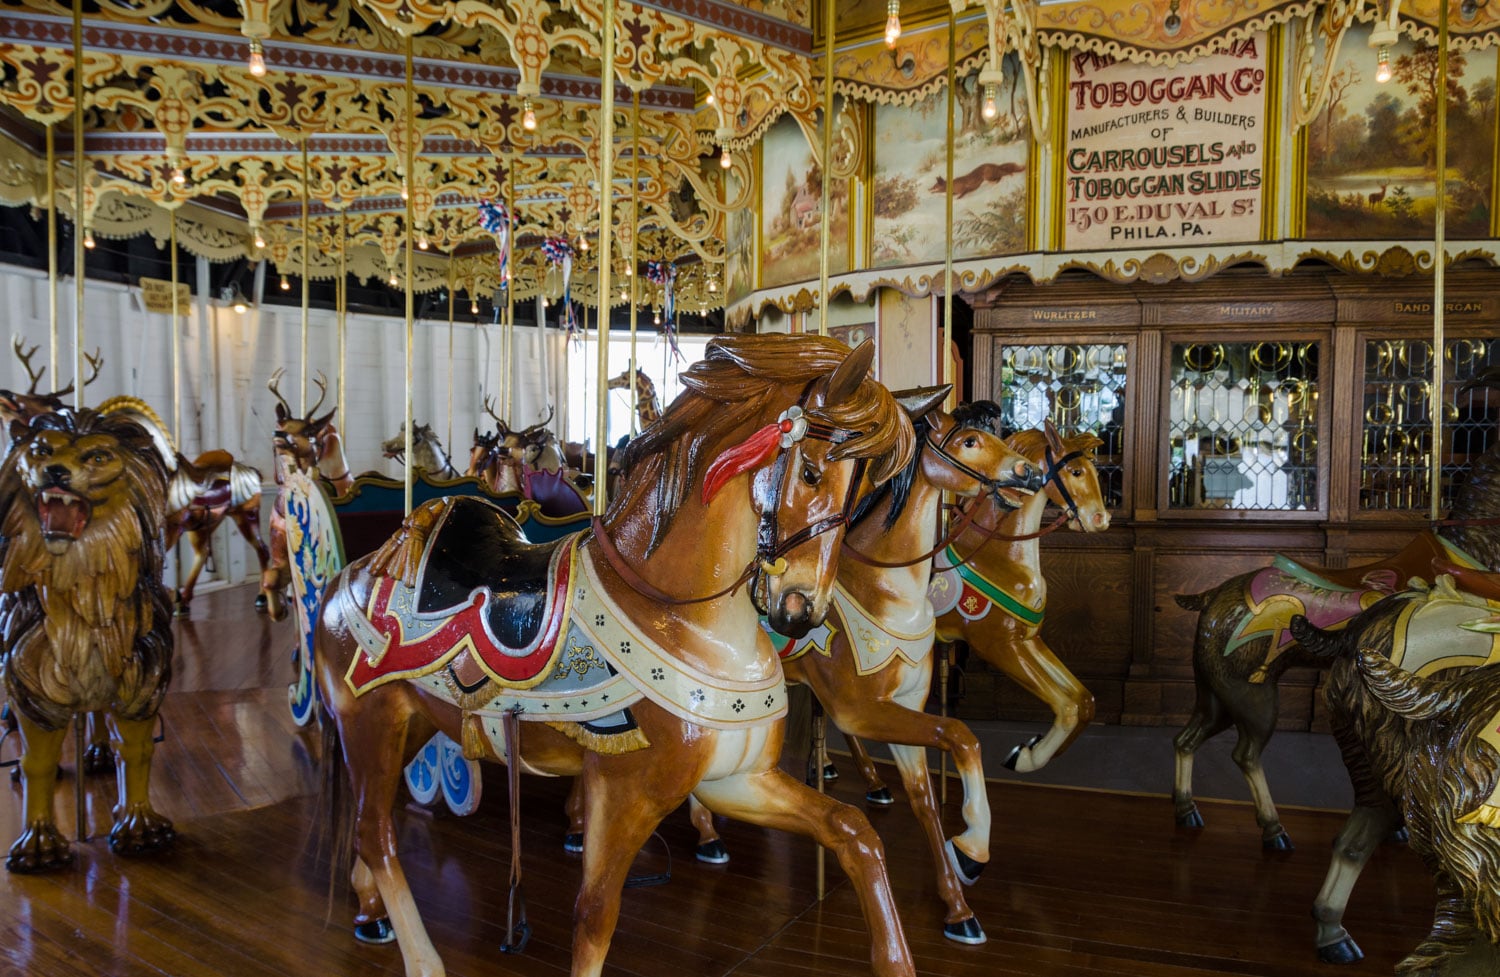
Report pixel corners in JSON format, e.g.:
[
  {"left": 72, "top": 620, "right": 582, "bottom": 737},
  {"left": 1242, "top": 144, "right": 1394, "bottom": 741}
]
[{"left": 36, "top": 487, "right": 91, "bottom": 540}]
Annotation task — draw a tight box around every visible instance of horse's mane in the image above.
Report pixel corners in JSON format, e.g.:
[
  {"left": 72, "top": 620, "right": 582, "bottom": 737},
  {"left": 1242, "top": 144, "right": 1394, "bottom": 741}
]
[
  {"left": 1006, "top": 427, "right": 1104, "bottom": 462},
  {"left": 851, "top": 414, "right": 931, "bottom": 531},
  {"left": 610, "top": 334, "right": 913, "bottom": 554}
]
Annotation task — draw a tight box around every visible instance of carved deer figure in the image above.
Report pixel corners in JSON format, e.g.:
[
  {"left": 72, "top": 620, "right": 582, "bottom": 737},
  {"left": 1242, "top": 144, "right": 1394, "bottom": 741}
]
[{"left": 0, "top": 339, "right": 102, "bottom": 426}]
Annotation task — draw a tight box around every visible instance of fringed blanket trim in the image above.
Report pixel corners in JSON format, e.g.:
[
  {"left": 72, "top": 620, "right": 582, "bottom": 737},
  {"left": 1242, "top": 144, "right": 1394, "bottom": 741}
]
[{"left": 546, "top": 720, "right": 651, "bottom": 755}]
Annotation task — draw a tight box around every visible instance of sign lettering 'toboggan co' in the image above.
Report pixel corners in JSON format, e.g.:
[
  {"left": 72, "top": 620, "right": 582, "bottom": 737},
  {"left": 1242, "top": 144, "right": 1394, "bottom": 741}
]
[{"left": 1063, "top": 36, "right": 1268, "bottom": 251}]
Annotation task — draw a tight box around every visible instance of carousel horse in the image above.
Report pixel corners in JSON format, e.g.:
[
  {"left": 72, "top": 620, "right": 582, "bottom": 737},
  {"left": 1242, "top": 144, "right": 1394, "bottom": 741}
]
[
  {"left": 0, "top": 339, "right": 103, "bottom": 426},
  {"left": 312, "top": 335, "right": 921, "bottom": 977},
  {"left": 606, "top": 367, "right": 663, "bottom": 431},
  {"left": 381, "top": 422, "right": 460, "bottom": 479},
  {"left": 1169, "top": 365, "right": 1500, "bottom": 849},
  {"left": 1, "top": 407, "right": 175, "bottom": 872},
  {"left": 97, "top": 396, "right": 281, "bottom": 620},
  {"left": 1291, "top": 572, "right": 1500, "bottom": 968},
  {"left": 673, "top": 397, "right": 1045, "bottom": 946}
]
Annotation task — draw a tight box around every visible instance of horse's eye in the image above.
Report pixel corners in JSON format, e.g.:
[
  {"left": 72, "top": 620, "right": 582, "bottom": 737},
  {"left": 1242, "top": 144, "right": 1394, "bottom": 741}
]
[
  {"left": 801, "top": 463, "right": 820, "bottom": 487},
  {"left": 963, "top": 436, "right": 976, "bottom": 449},
  {"left": 1071, "top": 467, "right": 1084, "bottom": 477}
]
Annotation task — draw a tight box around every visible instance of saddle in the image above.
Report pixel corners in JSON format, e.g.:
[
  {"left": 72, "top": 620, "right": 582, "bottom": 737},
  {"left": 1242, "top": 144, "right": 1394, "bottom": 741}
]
[
  {"left": 1437, "top": 562, "right": 1500, "bottom": 603},
  {"left": 1272, "top": 532, "right": 1451, "bottom": 594},
  {"left": 524, "top": 469, "right": 589, "bottom": 518}
]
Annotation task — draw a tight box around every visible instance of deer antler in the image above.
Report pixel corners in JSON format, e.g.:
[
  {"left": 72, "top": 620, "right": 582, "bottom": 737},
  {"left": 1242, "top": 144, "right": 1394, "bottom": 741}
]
[
  {"left": 267, "top": 367, "right": 293, "bottom": 415},
  {"left": 521, "top": 404, "right": 556, "bottom": 439},
  {"left": 482, "top": 394, "right": 508, "bottom": 432},
  {"left": 308, "top": 371, "right": 329, "bottom": 418},
  {"left": 82, "top": 348, "right": 103, "bottom": 387},
  {"left": 12, "top": 338, "right": 43, "bottom": 394}
]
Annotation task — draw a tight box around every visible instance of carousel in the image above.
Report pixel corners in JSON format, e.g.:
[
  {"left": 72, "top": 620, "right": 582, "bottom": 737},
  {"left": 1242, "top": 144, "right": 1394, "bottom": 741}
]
[{"left": 2, "top": 0, "right": 1500, "bottom": 973}]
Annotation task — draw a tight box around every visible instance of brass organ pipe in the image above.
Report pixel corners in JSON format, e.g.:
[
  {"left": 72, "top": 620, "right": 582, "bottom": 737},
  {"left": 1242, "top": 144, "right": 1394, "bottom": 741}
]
[
  {"left": 1430, "top": 1, "right": 1448, "bottom": 522},
  {"left": 71, "top": 0, "right": 84, "bottom": 408},
  {"left": 593, "top": 0, "right": 618, "bottom": 516},
  {"left": 404, "top": 32, "right": 415, "bottom": 516}
]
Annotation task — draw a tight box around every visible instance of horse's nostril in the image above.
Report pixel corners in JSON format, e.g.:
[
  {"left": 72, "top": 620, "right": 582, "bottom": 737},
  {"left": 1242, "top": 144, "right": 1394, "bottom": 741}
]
[{"left": 781, "top": 591, "right": 808, "bottom": 620}]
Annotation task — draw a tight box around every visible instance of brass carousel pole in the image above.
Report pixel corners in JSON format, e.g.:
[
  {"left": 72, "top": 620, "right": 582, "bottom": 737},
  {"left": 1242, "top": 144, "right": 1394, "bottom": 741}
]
[
  {"left": 938, "top": 5, "right": 957, "bottom": 810},
  {"left": 71, "top": 0, "right": 84, "bottom": 409},
  {"left": 46, "top": 124, "right": 58, "bottom": 379},
  {"left": 504, "top": 146, "right": 516, "bottom": 418},
  {"left": 593, "top": 0, "right": 618, "bottom": 514},
  {"left": 628, "top": 89, "right": 640, "bottom": 436},
  {"left": 338, "top": 213, "right": 347, "bottom": 427},
  {"left": 300, "top": 141, "right": 310, "bottom": 414},
  {"left": 1429, "top": 0, "right": 1448, "bottom": 522},
  {"left": 447, "top": 259, "right": 456, "bottom": 455},
  {"left": 404, "top": 33, "right": 416, "bottom": 515},
  {"left": 170, "top": 213, "right": 181, "bottom": 444}
]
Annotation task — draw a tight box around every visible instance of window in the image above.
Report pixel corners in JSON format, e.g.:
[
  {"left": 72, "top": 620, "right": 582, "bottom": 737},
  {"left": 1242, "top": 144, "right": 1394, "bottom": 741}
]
[{"left": 564, "top": 333, "right": 710, "bottom": 450}]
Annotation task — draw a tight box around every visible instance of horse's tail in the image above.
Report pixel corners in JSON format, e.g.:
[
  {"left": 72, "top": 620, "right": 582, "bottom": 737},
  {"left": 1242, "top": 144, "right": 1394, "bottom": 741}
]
[
  {"left": 1174, "top": 590, "right": 1214, "bottom": 612},
  {"left": 312, "top": 715, "right": 356, "bottom": 926}
]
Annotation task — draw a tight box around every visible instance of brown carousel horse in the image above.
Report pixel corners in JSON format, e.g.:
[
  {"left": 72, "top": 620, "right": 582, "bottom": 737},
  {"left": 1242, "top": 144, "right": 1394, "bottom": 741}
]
[
  {"left": 676, "top": 397, "right": 1045, "bottom": 946},
  {"left": 1, "top": 407, "right": 175, "bottom": 872},
  {"left": 827, "top": 414, "right": 1110, "bottom": 796},
  {"left": 313, "top": 335, "right": 919, "bottom": 977},
  {"left": 1170, "top": 366, "right": 1500, "bottom": 851}
]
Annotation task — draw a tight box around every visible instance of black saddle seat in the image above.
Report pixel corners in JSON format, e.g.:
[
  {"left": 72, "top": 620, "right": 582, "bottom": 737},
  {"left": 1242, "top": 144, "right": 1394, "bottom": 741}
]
[{"left": 416, "top": 496, "right": 568, "bottom": 651}]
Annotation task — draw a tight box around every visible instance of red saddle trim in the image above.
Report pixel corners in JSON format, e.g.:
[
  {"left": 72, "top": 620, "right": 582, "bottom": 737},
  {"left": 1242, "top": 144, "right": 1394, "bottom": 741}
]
[{"left": 347, "top": 542, "right": 574, "bottom": 695}]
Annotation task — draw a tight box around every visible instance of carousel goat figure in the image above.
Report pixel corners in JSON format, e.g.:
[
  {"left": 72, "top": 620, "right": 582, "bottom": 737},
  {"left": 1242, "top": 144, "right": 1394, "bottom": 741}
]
[
  {"left": 672, "top": 396, "right": 1045, "bottom": 946},
  {"left": 1, "top": 406, "right": 175, "bottom": 872},
  {"left": 312, "top": 336, "right": 923, "bottom": 977},
  {"left": 0, "top": 339, "right": 103, "bottom": 426},
  {"left": 606, "top": 367, "right": 662, "bottom": 431},
  {"left": 1291, "top": 581, "right": 1500, "bottom": 971},
  {"left": 381, "top": 422, "right": 460, "bottom": 479},
  {"left": 1170, "top": 365, "right": 1500, "bottom": 849},
  {"left": 97, "top": 396, "right": 281, "bottom": 620}
]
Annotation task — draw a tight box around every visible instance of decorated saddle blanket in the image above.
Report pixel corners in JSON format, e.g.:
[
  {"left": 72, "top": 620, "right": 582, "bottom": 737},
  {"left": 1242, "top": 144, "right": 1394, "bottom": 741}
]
[
  {"left": 927, "top": 545, "right": 1043, "bottom": 627},
  {"left": 1386, "top": 578, "right": 1500, "bottom": 677},
  {"left": 344, "top": 497, "right": 577, "bottom": 695},
  {"left": 768, "top": 583, "right": 934, "bottom": 676}
]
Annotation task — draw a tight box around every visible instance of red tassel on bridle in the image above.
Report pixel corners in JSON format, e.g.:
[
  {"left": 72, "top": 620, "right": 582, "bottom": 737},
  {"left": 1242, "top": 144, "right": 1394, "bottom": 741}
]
[{"left": 701, "top": 419, "right": 789, "bottom": 505}]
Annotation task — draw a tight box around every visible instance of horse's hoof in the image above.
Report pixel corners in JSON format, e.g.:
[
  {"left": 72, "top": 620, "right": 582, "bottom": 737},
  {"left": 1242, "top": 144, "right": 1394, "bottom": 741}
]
[
  {"left": 943, "top": 917, "right": 987, "bottom": 946},
  {"left": 1175, "top": 805, "right": 1205, "bottom": 829},
  {"left": 6, "top": 825, "right": 74, "bottom": 874},
  {"left": 1003, "top": 734, "right": 1042, "bottom": 771},
  {"left": 1318, "top": 937, "right": 1364, "bottom": 964},
  {"left": 1389, "top": 826, "right": 1409, "bottom": 845},
  {"left": 822, "top": 762, "right": 839, "bottom": 782},
  {"left": 108, "top": 808, "right": 176, "bottom": 855},
  {"left": 562, "top": 832, "right": 584, "bottom": 854},
  {"left": 82, "top": 743, "right": 114, "bottom": 776},
  {"left": 944, "top": 839, "right": 985, "bottom": 887},
  {"left": 866, "top": 787, "right": 895, "bottom": 807},
  {"left": 173, "top": 604, "right": 190, "bottom": 619},
  {"left": 1263, "top": 829, "right": 1295, "bottom": 853},
  {"left": 695, "top": 840, "right": 730, "bottom": 865},
  {"left": 254, "top": 593, "right": 268, "bottom": 611},
  {"left": 353, "top": 918, "right": 397, "bottom": 945}
]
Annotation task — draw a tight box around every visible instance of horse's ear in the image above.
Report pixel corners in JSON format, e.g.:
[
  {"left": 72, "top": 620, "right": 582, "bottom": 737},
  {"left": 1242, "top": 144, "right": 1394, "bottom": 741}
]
[
  {"left": 274, "top": 401, "right": 289, "bottom": 423},
  {"left": 312, "top": 408, "right": 339, "bottom": 433},
  {"left": 473, "top": 427, "right": 482, "bottom": 444},
  {"left": 892, "top": 384, "right": 950, "bottom": 420},
  {"left": 1043, "top": 417, "right": 1067, "bottom": 455},
  {"left": 825, "top": 339, "right": 875, "bottom": 406}
]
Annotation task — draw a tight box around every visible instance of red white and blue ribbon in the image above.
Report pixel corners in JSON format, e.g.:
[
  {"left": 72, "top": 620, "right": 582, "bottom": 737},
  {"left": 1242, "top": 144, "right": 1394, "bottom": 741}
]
[
  {"left": 476, "top": 199, "right": 511, "bottom": 283},
  {"left": 645, "top": 260, "right": 682, "bottom": 362},
  {"left": 541, "top": 237, "right": 579, "bottom": 344}
]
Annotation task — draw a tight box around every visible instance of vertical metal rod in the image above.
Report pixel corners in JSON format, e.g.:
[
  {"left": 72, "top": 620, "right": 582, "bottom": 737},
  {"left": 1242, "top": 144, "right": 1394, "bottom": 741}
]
[
  {"left": 593, "top": 0, "right": 618, "bottom": 516},
  {"left": 71, "top": 0, "right": 84, "bottom": 408},
  {"left": 939, "top": 7, "right": 957, "bottom": 809},
  {"left": 404, "top": 33, "right": 416, "bottom": 516},
  {"left": 816, "top": 0, "right": 835, "bottom": 339},
  {"left": 1430, "top": 0, "right": 1448, "bottom": 521},
  {"left": 447, "top": 261, "right": 456, "bottom": 456},
  {"left": 73, "top": 720, "right": 86, "bottom": 843},
  {"left": 504, "top": 147, "right": 516, "bottom": 419},
  {"left": 338, "top": 213, "right": 347, "bottom": 427},
  {"left": 300, "top": 141, "right": 310, "bottom": 414},
  {"left": 46, "top": 124, "right": 58, "bottom": 379},
  {"left": 628, "top": 89, "right": 641, "bottom": 436},
  {"left": 170, "top": 214, "right": 181, "bottom": 443}
]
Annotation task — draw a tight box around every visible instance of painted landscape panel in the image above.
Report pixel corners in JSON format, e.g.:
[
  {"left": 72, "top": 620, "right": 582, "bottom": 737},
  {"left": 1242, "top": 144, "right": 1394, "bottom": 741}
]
[
  {"left": 761, "top": 112, "right": 851, "bottom": 289},
  {"left": 871, "top": 56, "right": 1029, "bottom": 267},
  {"left": 1306, "top": 34, "right": 1495, "bottom": 239},
  {"left": 725, "top": 169, "right": 754, "bottom": 306}
]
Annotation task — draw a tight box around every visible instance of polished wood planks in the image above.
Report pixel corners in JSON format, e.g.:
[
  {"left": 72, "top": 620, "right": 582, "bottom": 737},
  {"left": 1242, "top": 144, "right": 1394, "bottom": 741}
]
[{"left": 1, "top": 584, "right": 1435, "bottom": 976}]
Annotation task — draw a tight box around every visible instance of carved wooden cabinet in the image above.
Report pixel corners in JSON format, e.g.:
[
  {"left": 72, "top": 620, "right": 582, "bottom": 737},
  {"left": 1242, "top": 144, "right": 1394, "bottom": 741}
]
[{"left": 965, "top": 268, "right": 1500, "bottom": 729}]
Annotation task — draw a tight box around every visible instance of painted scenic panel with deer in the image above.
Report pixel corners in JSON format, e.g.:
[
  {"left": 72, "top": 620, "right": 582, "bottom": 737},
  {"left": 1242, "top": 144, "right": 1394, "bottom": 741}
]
[
  {"left": 870, "top": 57, "right": 1029, "bottom": 268},
  {"left": 1306, "top": 32, "right": 1495, "bottom": 239}
]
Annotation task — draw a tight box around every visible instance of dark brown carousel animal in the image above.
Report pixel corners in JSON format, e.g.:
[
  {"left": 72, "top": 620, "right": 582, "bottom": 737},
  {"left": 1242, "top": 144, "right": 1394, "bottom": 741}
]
[
  {"left": 0, "top": 339, "right": 102, "bottom": 426},
  {"left": 676, "top": 395, "right": 1045, "bottom": 946},
  {"left": 1170, "top": 366, "right": 1500, "bottom": 850},
  {"left": 381, "top": 422, "right": 460, "bottom": 479},
  {"left": 1292, "top": 585, "right": 1500, "bottom": 972},
  {"left": 313, "top": 335, "right": 921, "bottom": 976},
  {"left": 0, "top": 407, "right": 174, "bottom": 872},
  {"left": 606, "top": 367, "right": 662, "bottom": 431},
  {"left": 266, "top": 370, "right": 355, "bottom": 597},
  {"left": 97, "top": 396, "right": 281, "bottom": 620}
]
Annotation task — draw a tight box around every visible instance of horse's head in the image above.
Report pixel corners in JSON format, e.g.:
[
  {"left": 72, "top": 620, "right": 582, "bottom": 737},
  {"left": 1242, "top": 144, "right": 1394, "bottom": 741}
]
[
  {"left": 1039, "top": 419, "right": 1110, "bottom": 533},
  {"left": 269, "top": 368, "right": 338, "bottom": 475},
  {"left": 921, "top": 402, "right": 1042, "bottom": 507},
  {"left": 380, "top": 424, "right": 407, "bottom": 460}
]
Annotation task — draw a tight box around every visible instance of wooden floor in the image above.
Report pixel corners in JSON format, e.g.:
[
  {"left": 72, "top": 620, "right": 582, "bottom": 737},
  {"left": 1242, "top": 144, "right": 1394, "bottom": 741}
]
[{"left": 0, "top": 584, "right": 1437, "bottom": 977}]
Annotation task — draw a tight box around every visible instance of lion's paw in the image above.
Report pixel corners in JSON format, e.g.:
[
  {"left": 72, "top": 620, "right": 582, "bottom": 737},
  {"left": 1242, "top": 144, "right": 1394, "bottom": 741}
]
[
  {"left": 109, "top": 805, "right": 175, "bottom": 855},
  {"left": 6, "top": 821, "right": 75, "bottom": 873}
]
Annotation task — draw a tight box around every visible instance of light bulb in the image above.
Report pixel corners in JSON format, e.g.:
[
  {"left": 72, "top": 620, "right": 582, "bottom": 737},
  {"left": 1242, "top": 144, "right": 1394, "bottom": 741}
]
[
  {"left": 708, "top": 278, "right": 717, "bottom": 293},
  {"left": 884, "top": 0, "right": 901, "bottom": 47},
  {"left": 83, "top": 229, "right": 96, "bottom": 249},
  {"left": 233, "top": 296, "right": 248, "bottom": 314},
  {"left": 400, "top": 180, "right": 408, "bottom": 201},
  {"left": 279, "top": 274, "right": 290, "bottom": 291},
  {"left": 417, "top": 236, "right": 429, "bottom": 250},
  {"left": 720, "top": 147, "right": 732, "bottom": 169},
  {"left": 706, "top": 92, "right": 715, "bottom": 105},
  {"left": 253, "top": 231, "right": 266, "bottom": 249},
  {"left": 626, "top": 265, "right": 633, "bottom": 276},
  {"left": 248, "top": 38, "right": 266, "bottom": 77},
  {"left": 543, "top": 297, "right": 550, "bottom": 308},
  {"left": 471, "top": 299, "right": 480, "bottom": 314},
  {"left": 653, "top": 311, "right": 661, "bottom": 325},
  {"left": 389, "top": 273, "right": 398, "bottom": 286},
  {"left": 620, "top": 288, "right": 628, "bottom": 301},
  {"left": 981, "top": 84, "right": 999, "bottom": 122},
  {"left": 522, "top": 97, "right": 537, "bottom": 131},
  {"left": 580, "top": 237, "right": 589, "bottom": 252},
  {"left": 1375, "top": 47, "right": 1392, "bottom": 84},
  {"left": 172, "top": 166, "right": 187, "bottom": 186}
]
